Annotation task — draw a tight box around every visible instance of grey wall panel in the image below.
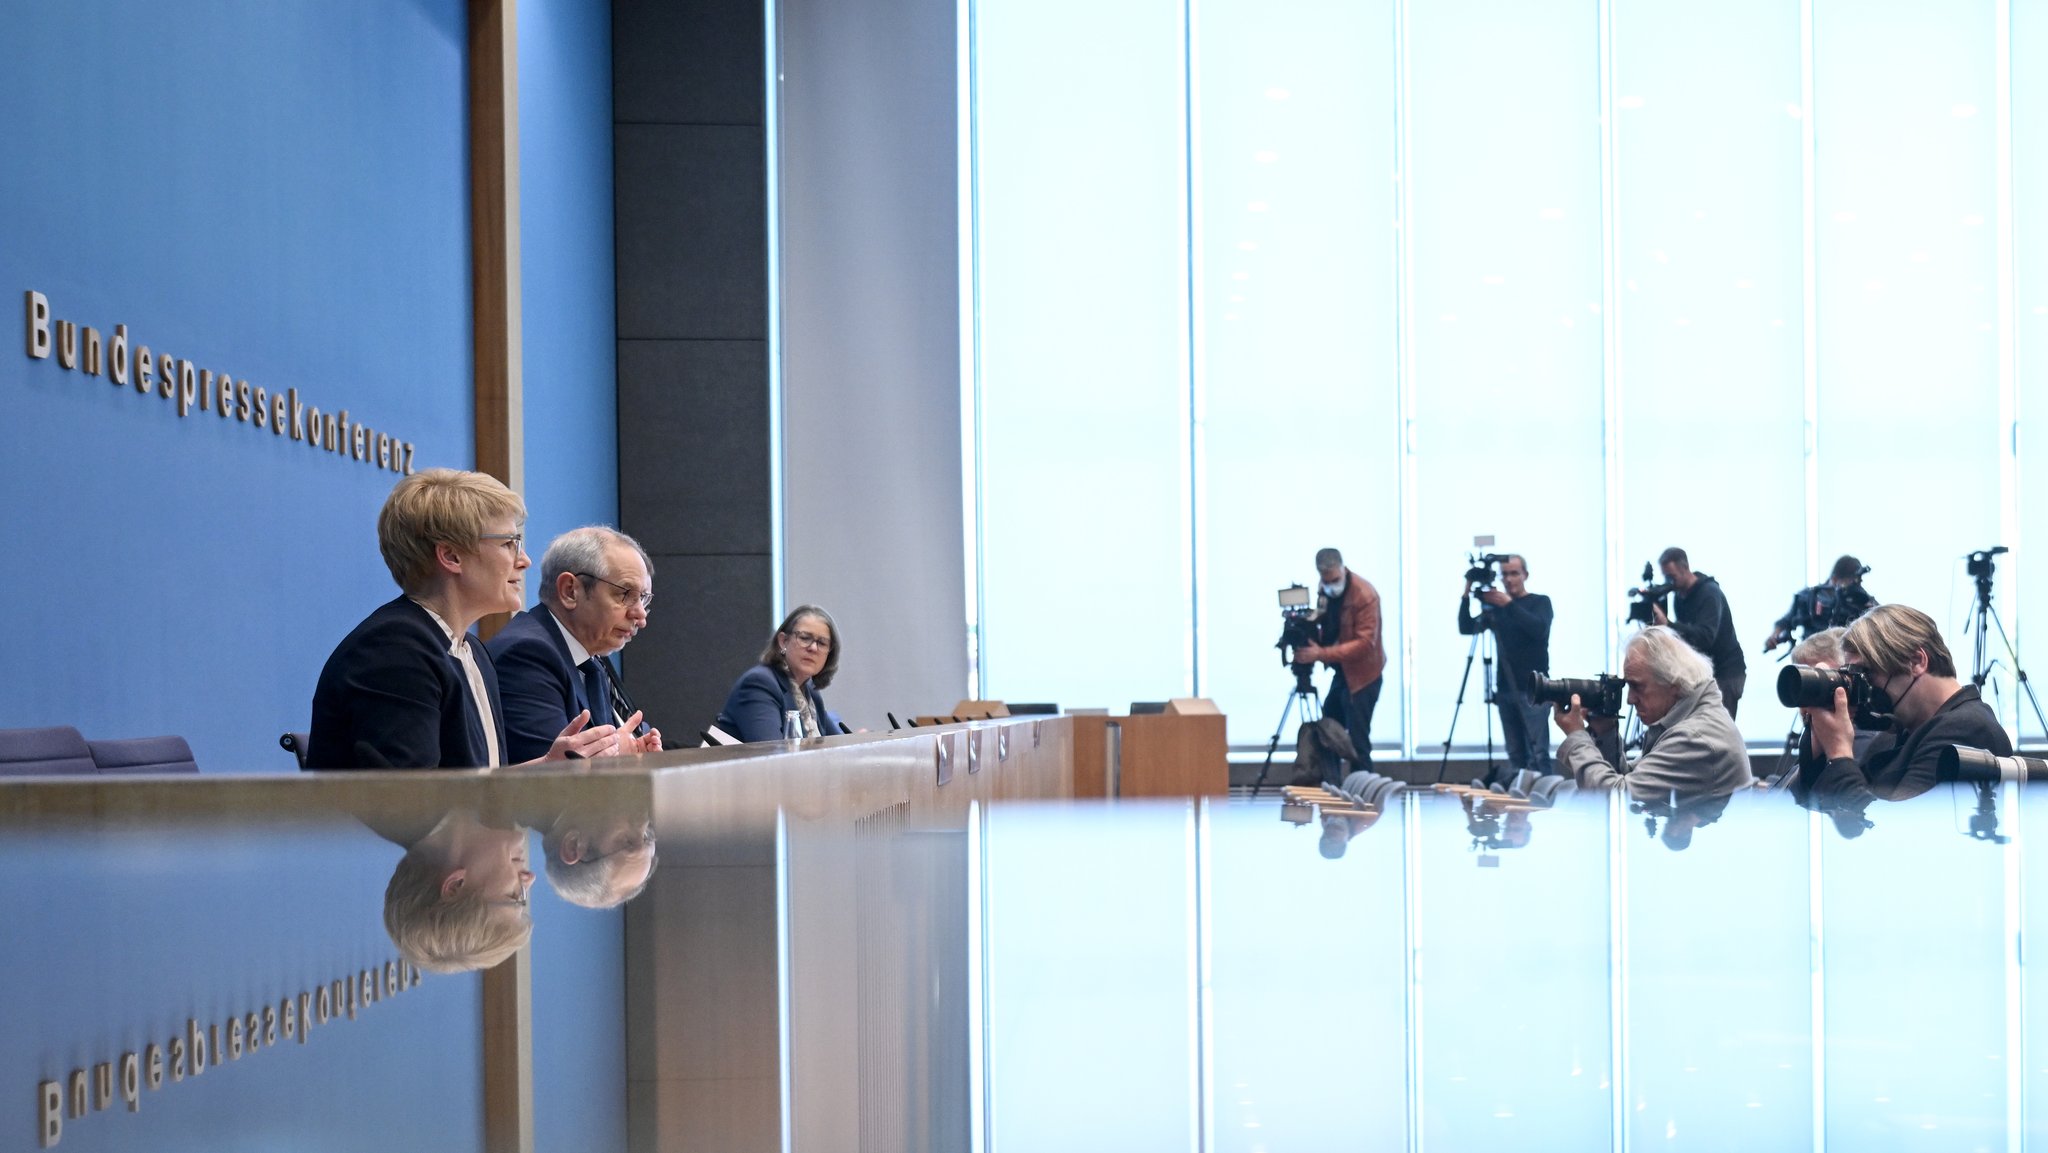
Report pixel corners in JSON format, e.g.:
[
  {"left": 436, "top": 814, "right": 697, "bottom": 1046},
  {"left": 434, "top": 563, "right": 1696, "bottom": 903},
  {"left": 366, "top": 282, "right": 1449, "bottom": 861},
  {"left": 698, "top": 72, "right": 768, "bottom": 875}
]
[
  {"left": 613, "top": 0, "right": 765, "bottom": 127},
  {"left": 618, "top": 338, "right": 772, "bottom": 555},
  {"left": 614, "top": 0, "right": 773, "bottom": 764},
  {"left": 621, "top": 553, "right": 775, "bottom": 738},
  {"left": 777, "top": 0, "right": 968, "bottom": 730},
  {"left": 614, "top": 124, "right": 767, "bottom": 340}
]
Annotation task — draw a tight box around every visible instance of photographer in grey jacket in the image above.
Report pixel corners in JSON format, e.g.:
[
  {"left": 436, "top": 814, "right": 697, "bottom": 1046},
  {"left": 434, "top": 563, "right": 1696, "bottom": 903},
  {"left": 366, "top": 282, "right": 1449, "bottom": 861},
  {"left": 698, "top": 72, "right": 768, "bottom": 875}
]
[{"left": 1553, "top": 626, "right": 1754, "bottom": 804}]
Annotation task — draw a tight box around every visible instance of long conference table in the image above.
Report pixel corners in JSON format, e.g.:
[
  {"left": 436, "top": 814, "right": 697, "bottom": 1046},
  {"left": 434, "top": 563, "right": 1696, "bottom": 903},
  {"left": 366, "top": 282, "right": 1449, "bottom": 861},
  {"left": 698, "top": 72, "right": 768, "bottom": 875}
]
[{"left": 6, "top": 716, "right": 2048, "bottom": 1152}]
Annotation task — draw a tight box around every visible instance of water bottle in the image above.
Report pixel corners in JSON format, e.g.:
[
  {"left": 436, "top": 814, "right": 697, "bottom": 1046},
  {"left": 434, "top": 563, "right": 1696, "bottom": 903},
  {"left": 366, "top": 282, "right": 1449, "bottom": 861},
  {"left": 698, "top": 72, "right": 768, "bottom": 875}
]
[{"left": 784, "top": 709, "right": 805, "bottom": 742}]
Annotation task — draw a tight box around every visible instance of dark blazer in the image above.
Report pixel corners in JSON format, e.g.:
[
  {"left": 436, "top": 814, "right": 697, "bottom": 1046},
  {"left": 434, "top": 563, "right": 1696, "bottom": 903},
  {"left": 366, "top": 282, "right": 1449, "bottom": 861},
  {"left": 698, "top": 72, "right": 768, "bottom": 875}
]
[
  {"left": 307, "top": 596, "right": 508, "bottom": 770},
  {"left": 715, "top": 663, "right": 842, "bottom": 743},
  {"left": 485, "top": 605, "right": 594, "bottom": 764},
  {"left": 1794, "top": 683, "right": 2012, "bottom": 808}
]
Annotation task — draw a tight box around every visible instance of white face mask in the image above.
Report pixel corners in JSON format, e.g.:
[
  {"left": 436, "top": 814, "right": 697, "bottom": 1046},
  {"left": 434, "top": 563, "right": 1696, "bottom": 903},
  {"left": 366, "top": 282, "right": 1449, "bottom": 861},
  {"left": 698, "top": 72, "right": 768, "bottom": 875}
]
[{"left": 1321, "top": 578, "right": 1346, "bottom": 597}]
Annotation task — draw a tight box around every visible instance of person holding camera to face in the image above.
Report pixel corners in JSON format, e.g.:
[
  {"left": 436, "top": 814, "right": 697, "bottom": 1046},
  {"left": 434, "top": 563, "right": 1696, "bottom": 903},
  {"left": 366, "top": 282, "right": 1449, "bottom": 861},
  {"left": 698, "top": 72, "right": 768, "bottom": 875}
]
[
  {"left": 1552, "top": 626, "right": 1753, "bottom": 804},
  {"left": 1792, "top": 604, "right": 2010, "bottom": 809},
  {"left": 1292, "top": 547, "right": 1386, "bottom": 769},
  {"left": 1764, "top": 554, "right": 1877, "bottom": 654},
  {"left": 1642, "top": 547, "right": 1747, "bottom": 717},
  {"left": 1457, "top": 554, "right": 1554, "bottom": 776}
]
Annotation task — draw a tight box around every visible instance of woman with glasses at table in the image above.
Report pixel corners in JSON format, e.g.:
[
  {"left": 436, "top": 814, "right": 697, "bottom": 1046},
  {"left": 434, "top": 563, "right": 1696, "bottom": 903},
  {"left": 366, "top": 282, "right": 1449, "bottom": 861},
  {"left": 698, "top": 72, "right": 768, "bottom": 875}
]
[
  {"left": 307, "top": 469, "right": 626, "bottom": 770},
  {"left": 714, "top": 605, "right": 848, "bottom": 742}
]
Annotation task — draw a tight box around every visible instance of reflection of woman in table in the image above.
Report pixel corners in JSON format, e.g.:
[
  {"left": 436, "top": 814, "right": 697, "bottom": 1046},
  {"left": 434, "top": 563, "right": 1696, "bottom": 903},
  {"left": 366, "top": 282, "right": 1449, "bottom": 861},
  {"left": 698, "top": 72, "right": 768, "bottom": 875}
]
[{"left": 372, "top": 809, "right": 535, "bottom": 973}]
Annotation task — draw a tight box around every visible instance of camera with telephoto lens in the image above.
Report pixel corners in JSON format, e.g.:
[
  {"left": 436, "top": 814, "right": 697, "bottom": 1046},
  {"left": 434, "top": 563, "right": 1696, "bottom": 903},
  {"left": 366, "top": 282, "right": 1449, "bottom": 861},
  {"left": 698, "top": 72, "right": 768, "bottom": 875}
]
[
  {"left": 1626, "top": 561, "right": 1675, "bottom": 626},
  {"left": 1465, "top": 552, "right": 1512, "bottom": 591},
  {"left": 1530, "top": 672, "right": 1626, "bottom": 718},
  {"left": 1937, "top": 745, "right": 2048, "bottom": 784},
  {"left": 1775, "top": 664, "right": 1876, "bottom": 711}
]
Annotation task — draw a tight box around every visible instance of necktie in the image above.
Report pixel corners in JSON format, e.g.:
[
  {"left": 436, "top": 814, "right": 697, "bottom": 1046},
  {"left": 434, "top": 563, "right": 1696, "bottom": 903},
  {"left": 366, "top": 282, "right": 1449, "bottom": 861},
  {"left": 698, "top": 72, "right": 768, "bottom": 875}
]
[{"left": 580, "top": 658, "right": 610, "bottom": 726}]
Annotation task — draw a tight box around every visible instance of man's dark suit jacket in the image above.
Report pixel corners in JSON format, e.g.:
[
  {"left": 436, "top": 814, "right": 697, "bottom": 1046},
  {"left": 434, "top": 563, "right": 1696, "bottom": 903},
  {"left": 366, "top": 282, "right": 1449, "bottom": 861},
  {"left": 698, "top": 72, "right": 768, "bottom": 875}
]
[
  {"left": 307, "top": 596, "right": 507, "bottom": 770},
  {"left": 485, "top": 604, "right": 596, "bottom": 764},
  {"left": 715, "top": 664, "right": 842, "bottom": 743}
]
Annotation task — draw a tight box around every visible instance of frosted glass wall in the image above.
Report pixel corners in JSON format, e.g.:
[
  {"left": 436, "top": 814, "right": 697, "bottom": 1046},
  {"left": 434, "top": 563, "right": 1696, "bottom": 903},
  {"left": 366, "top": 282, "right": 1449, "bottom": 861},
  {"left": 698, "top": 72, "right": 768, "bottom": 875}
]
[{"left": 968, "top": 0, "right": 2040, "bottom": 752}]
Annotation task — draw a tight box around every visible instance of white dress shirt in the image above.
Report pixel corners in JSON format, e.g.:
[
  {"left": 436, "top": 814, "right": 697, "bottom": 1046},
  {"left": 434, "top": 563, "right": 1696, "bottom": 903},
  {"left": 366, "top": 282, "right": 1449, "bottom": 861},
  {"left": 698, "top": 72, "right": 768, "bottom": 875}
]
[{"left": 411, "top": 600, "right": 503, "bottom": 769}]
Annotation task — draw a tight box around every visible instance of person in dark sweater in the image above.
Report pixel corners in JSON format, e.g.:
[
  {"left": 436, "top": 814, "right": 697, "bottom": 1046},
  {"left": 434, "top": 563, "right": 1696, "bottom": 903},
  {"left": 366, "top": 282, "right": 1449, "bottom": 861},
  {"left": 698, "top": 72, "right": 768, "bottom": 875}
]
[
  {"left": 1649, "top": 546, "right": 1746, "bottom": 717},
  {"left": 1795, "top": 604, "right": 2012, "bottom": 814},
  {"left": 1457, "top": 553, "right": 1554, "bottom": 775}
]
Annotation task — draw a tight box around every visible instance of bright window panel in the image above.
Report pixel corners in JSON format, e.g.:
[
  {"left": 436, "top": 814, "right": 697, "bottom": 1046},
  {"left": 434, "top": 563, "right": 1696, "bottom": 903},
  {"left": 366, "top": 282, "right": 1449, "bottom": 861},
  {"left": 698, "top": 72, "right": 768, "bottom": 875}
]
[
  {"left": 1206, "top": 801, "right": 1408, "bottom": 1150},
  {"left": 1406, "top": 0, "right": 1607, "bottom": 750},
  {"left": 1194, "top": 0, "right": 1402, "bottom": 750},
  {"left": 973, "top": 0, "right": 1193, "bottom": 710},
  {"left": 2014, "top": 0, "right": 2048, "bottom": 744},
  {"left": 1413, "top": 795, "right": 1616, "bottom": 1149},
  {"left": 982, "top": 803, "right": 1198, "bottom": 1150},
  {"left": 1619, "top": 793, "right": 1815, "bottom": 1149},
  {"left": 1813, "top": 0, "right": 2002, "bottom": 671},
  {"left": 1613, "top": 0, "right": 1807, "bottom": 743},
  {"left": 1820, "top": 792, "right": 2012, "bottom": 1145}
]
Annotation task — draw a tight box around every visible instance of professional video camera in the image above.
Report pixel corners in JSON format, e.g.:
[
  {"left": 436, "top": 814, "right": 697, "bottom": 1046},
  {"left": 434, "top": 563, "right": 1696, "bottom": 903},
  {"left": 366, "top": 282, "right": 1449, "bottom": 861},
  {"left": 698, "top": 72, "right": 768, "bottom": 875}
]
[
  {"left": 1823, "top": 568, "right": 1876, "bottom": 629},
  {"left": 1530, "top": 672, "right": 1626, "bottom": 718},
  {"left": 1626, "top": 561, "right": 1674, "bottom": 626},
  {"left": 1967, "top": 546, "right": 2009, "bottom": 584},
  {"left": 1274, "top": 584, "right": 1321, "bottom": 693},
  {"left": 1464, "top": 552, "right": 1513, "bottom": 591}
]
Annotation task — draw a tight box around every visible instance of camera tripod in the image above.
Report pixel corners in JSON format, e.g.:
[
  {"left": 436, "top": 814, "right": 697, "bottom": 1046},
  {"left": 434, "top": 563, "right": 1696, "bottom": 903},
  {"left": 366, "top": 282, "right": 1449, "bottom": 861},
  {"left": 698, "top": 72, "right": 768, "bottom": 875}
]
[
  {"left": 1963, "top": 549, "right": 2048, "bottom": 740},
  {"left": 1250, "top": 665, "right": 1324, "bottom": 798},
  {"left": 1435, "top": 620, "right": 1500, "bottom": 785}
]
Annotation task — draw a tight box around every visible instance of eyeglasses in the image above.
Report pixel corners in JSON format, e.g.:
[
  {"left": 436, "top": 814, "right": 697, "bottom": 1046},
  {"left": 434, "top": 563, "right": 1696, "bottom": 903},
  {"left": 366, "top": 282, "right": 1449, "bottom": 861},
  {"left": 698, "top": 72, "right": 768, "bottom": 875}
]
[
  {"left": 787, "top": 630, "right": 831, "bottom": 651},
  {"left": 579, "top": 571, "right": 654, "bottom": 610},
  {"left": 477, "top": 533, "right": 524, "bottom": 557}
]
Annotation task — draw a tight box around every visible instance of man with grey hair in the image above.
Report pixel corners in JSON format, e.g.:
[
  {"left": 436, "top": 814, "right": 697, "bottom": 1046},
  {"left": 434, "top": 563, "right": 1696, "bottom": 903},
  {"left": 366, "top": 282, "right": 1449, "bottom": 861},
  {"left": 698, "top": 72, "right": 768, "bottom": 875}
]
[
  {"left": 487, "top": 526, "right": 662, "bottom": 762},
  {"left": 1552, "top": 626, "right": 1752, "bottom": 803}
]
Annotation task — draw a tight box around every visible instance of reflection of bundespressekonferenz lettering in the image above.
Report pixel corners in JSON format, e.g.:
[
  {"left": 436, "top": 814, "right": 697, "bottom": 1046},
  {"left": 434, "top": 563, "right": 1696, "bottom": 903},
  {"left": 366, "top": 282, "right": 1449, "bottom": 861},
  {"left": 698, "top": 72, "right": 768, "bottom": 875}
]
[
  {"left": 22, "top": 289, "right": 419, "bottom": 474},
  {"left": 35, "top": 958, "right": 422, "bottom": 1148}
]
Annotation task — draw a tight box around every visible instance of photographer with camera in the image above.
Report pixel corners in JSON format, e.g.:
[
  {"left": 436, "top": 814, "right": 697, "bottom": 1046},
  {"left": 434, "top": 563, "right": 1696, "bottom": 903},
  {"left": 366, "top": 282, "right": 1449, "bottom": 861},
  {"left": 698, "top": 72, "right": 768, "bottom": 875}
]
[
  {"left": 1293, "top": 547, "right": 1386, "bottom": 769},
  {"left": 1764, "top": 554, "right": 1876, "bottom": 653},
  {"left": 1792, "top": 604, "right": 2010, "bottom": 808},
  {"left": 1640, "top": 547, "right": 1747, "bottom": 717},
  {"left": 1552, "top": 626, "right": 1753, "bottom": 803},
  {"left": 1457, "top": 554, "right": 1554, "bottom": 774}
]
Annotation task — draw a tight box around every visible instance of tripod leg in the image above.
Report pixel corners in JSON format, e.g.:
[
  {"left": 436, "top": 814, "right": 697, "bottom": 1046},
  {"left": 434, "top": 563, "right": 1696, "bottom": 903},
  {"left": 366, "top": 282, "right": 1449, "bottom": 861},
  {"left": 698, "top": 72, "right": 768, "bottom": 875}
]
[
  {"left": 1250, "top": 688, "right": 1301, "bottom": 797},
  {"left": 1481, "top": 641, "right": 1499, "bottom": 785},
  {"left": 1436, "top": 632, "right": 1484, "bottom": 784},
  {"left": 1984, "top": 606, "right": 2048, "bottom": 740}
]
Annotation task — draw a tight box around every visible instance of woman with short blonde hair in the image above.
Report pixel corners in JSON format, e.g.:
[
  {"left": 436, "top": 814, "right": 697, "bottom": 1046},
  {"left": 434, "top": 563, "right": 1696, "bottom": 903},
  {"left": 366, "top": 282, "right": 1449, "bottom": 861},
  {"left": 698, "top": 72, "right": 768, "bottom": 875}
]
[{"left": 308, "top": 469, "right": 624, "bottom": 768}]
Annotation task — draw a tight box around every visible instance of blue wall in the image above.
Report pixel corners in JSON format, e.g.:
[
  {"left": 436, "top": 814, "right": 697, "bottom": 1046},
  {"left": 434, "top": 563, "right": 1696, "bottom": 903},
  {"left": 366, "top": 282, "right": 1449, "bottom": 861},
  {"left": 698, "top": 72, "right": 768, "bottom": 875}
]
[
  {"left": 0, "top": 1, "right": 475, "bottom": 772},
  {"left": 519, "top": 0, "right": 621, "bottom": 549},
  {"left": 514, "top": 4, "right": 627, "bottom": 1152},
  {"left": 0, "top": 821, "right": 484, "bottom": 1152}
]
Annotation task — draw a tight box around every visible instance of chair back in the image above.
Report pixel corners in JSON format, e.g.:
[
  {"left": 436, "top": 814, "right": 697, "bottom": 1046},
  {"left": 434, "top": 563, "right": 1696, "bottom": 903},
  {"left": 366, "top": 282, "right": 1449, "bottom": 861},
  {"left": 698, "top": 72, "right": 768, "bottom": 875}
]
[
  {"left": 0, "top": 726, "right": 96, "bottom": 776},
  {"left": 87, "top": 735, "right": 199, "bottom": 775}
]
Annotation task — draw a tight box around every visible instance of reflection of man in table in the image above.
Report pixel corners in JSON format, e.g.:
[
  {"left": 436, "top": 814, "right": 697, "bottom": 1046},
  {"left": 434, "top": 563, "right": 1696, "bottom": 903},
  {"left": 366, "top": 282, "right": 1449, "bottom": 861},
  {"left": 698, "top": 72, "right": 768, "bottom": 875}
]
[
  {"left": 374, "top": 809, "right": 535, "bottom": 973},
  {"left": 542, "top": 806, "right": 657, "bottom": 909}
]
